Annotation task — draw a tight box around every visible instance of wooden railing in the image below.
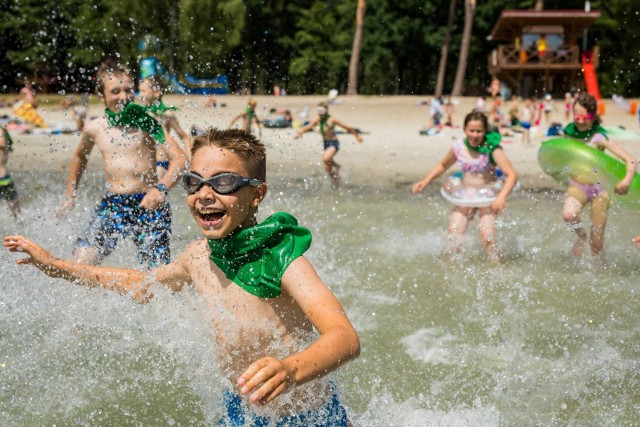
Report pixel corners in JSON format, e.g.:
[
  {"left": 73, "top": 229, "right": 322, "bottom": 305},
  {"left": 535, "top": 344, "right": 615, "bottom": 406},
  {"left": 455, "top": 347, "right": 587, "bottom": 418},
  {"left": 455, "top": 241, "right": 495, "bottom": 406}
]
[{"left": 489, "top": 44, "right": 581, "bottom": 70}]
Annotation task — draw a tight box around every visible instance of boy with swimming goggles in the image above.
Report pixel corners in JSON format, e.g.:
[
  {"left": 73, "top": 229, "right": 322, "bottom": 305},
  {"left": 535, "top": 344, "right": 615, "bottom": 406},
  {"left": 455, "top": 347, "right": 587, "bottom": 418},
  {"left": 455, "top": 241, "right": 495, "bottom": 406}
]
[
  {"left": 5, "top": 128, "right": 359, "bottom": 426},
  {"left": 295, "top": 102, "right": 362, "bottom": 188},
  {"left": 57, "top": 59, "right": 188, "bottom": 268},
  {"left": 560, "top": 93, "right": 636, "bottom": 261},
  {"left": 412, "top": 111, "right": 517, "bottom": 263}
]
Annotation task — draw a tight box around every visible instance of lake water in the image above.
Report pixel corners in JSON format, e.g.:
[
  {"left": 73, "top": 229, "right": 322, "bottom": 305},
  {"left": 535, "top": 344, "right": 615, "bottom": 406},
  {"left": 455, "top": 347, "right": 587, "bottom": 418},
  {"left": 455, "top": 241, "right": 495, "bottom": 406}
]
[{"left": 2, "top": 170, "right": 639, "bottom": 425}]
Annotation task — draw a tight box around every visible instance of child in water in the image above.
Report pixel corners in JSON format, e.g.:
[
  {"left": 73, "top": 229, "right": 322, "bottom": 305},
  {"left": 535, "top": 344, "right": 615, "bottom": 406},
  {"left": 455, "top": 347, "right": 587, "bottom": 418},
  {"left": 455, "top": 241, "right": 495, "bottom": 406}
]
[
  {"left": 5, "top": 128, "right": 360, "bottom": 426},
  {"left": 0, "top": 126, "right": 21, "bottom": 220},
  {"left": 295, "top": 102, "right": 363, "bottom": 188},
  {"left": 412, "top": 111, "right": 518, "bottom": 263},
  {"left": 138, "top": 76, "right": 192, "bottom": 172},
  {"left": 229, "top": 98, "right": 261, "bottom": 138},
  {"left": 560, "top": 93, "right": 637, "bottom": 261}
]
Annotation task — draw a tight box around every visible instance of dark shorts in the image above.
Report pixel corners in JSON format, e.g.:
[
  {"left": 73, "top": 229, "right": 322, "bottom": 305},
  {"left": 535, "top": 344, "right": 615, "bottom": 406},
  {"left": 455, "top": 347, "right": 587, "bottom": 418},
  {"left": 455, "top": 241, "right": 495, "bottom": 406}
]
[
  {"left": 520, "top": 121, "right": 531, "bottom": 129},
  {"left": 323, "top": 139, "right": 340, "bottom": 152},
  {"left": 218, "top": 389, "right": 348, "bottom": 427},
  {"left": 76, "top": 192, "right": 171, "bottom": 268},
  {"left": 0, "top": 175, "right": 18, "bottom": 201}
]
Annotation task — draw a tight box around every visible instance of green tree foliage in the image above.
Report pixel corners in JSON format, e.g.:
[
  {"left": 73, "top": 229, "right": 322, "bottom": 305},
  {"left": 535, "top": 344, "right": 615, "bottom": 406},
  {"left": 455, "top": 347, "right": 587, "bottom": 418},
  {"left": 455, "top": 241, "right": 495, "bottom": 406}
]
[{"left": 0, "top": 0, "right": 637, "bottom": 96}]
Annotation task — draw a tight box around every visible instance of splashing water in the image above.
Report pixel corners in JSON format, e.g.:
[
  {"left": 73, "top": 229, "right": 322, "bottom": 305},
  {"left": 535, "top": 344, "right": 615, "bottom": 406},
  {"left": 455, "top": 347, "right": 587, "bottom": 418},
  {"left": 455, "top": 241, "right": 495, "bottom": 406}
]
[{"left": 2, "top": 169, "right": 640, "bottom": 425}]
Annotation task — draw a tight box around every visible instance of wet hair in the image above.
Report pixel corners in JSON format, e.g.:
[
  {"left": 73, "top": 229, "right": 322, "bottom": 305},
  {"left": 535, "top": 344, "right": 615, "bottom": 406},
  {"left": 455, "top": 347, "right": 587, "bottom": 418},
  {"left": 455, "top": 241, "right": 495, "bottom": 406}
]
[
  {"left": 317, "top": 101, "right": 329, "bottom": 109},
  {"left": 140, "top": 75, "right": 164, "bottom": 93},
  {"left": 95, "top": 58, "right": 133, "bottom": 95},
  {"left": 573, "top": 92, "right": 601, "bottom": 124},
  {"left": 463, "top": 110, "right": 489, "bottom": 131},
  {"left": 191, "top": 128, "right": 266, "bottom": 180}
]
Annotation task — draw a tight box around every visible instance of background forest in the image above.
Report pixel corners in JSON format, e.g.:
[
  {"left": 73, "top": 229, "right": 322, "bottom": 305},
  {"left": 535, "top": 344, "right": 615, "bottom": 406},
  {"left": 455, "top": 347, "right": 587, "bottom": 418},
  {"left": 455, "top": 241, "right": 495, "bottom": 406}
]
[{"left": 1, "top": 0, "right": 638, "bottom": 96}]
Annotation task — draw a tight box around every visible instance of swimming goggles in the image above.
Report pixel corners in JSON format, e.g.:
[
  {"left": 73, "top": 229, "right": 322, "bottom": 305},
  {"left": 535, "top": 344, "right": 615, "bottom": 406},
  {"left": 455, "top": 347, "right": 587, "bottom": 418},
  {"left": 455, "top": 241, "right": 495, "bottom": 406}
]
[
  {"left": 182, "top": 172, "right": 263, "bottom": 195},
  {"left": 574, "top": 113, "right": 594, "bottom": 121}
]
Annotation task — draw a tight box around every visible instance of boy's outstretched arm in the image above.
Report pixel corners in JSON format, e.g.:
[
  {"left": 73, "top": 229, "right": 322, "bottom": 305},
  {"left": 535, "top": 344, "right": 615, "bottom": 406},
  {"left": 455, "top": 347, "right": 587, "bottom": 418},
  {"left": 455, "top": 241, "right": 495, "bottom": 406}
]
[
  {"left": 237, "top": 256, "right": 360, "bottom": 405},
  {"left": 4, "top": 235, "right": 190, "bottom": 302},
  {"left": 294, "top": 118, "right": 320, "bottom": 139},
  {"left": 332, "top": 118, "right": 363, "bottom": 143}
]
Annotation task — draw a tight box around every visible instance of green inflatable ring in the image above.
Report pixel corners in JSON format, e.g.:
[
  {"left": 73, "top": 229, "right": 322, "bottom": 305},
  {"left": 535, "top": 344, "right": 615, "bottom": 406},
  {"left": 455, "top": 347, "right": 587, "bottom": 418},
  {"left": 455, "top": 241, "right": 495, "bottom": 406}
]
[{"left": 538, "top": 137, "right": 640, "bottom": 206}]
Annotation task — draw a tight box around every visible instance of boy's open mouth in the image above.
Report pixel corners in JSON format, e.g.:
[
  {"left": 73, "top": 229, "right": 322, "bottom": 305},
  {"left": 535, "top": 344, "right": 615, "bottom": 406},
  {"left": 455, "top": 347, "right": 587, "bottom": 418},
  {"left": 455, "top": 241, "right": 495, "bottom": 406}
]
[{"left": 197, "top": 208, "right": 226, "bottom": 226}]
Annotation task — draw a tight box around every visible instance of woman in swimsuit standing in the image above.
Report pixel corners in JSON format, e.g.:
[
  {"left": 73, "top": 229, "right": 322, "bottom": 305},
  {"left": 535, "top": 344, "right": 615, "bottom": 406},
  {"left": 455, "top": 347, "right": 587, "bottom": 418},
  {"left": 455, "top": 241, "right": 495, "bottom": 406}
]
[
  {"left": 295, "top": 102, "right": 362, "bottom": 188},
  {"left": 412, "top": 111, "right": 518, "bottom": 263}
]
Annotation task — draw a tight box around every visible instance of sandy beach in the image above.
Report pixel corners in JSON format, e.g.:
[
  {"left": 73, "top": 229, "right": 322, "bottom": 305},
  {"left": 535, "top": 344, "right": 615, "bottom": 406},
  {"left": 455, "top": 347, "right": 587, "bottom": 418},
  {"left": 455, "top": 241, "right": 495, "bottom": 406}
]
[{"left": 4, "top": 95, "right": 640, "bottom": 191}]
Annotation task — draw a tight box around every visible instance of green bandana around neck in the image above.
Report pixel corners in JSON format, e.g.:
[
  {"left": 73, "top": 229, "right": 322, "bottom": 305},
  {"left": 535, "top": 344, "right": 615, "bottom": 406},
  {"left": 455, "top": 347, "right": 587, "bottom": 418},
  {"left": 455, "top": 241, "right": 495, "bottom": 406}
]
[
  {"left": 1, "top": 127, "right": 13, "bottom": 152},
  {"left": 104, "top": 102, "right": 165, "bottom": 143},
  {"left": 563, "top": 122, "right": 607, "bottom": 142},
  {"left": 207, "top": 212, "right": 312, "bottom": 298},
  {"left": 147, "top": 99, "right": 177, "bottom": 116},
  {"left": 245, "top": 106, "right": 257, "bottom": 119},
  {"left": 463, "top": 131, "right": 501, "bottom": 164},
  {"left": 319, "top": 114, "right": 331, "bottom": 136}
]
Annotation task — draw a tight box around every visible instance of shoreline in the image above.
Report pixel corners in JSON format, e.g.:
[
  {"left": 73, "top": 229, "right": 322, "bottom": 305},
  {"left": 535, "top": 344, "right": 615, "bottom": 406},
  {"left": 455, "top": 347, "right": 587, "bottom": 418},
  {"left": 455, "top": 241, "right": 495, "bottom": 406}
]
[{"left": 3, "top": 95, "right": 639, "bottom": 192}]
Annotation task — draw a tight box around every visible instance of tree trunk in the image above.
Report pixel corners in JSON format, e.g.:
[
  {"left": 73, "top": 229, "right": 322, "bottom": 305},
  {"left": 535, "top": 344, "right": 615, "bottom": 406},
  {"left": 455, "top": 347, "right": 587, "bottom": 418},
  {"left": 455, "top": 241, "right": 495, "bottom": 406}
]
[
  {"left": 347, "top": 0, "right": 365, "bottom": 95},
  {"left": 435, "top": 0, "right": 457, "bottom": 97},
  {"left": 451, "top": 0, "right": 476, "bottom": 96}
]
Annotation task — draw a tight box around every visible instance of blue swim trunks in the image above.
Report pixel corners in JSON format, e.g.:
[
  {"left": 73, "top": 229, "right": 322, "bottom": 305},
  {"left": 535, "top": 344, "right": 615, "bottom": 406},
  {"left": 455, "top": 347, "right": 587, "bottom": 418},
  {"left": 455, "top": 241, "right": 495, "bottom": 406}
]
[
  {"left": 218, "top": 389, "right": 348, "bottom": 427},
  {"left": 76, "top": 192, "right": 171, "bottom": 268},
  {"left": 156, "top": 160, "right": 170, "bottom": 170},
  {"left": 323, "top": 139, "right": 340, "bottom": 152}
]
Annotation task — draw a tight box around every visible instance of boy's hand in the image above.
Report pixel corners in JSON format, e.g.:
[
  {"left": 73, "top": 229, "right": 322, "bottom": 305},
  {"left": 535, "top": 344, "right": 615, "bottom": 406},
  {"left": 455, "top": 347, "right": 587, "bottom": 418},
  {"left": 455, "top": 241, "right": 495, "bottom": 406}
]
[
  {"left": 4, "top": 235, "right": 56, "bottom": 271},
  {"left": 56, "top": 197, "right": 76, "bottom": 218},
  {"left": 633, "top": 236, "right": 640, "bottom": 249},
  {"left": 139, "top": 188, "right": 165, "bottom": 210},
  {"left": 237, "top": 356, "right": 295, "bottom": 405},
  {"left": 355, "top": 134, "right": 363, "bottom": 143},
  {"left": 294, "top": 131, "right": 302, "bottom": 140}
]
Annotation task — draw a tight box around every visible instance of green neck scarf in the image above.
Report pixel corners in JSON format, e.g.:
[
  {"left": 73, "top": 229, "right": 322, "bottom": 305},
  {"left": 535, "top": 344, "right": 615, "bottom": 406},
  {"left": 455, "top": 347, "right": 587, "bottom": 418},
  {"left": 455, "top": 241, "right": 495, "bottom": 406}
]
[
  {"left": 563, "top": 122, "right": 607, "bottom": 141},
  {"left": 320, "top": 114, "right": 331, "bottom": 136},
  {"left": 463, "top": 131, "right": 501, "bottom": 164},
  {"left": 104, "top": 103, "right": 165, "bottom": 143},
  {"left": 245, "top": 106, "right": 256, "bottom": 119},
  {"left": 208, "top": 212, "right": 312, "bottom": 298},
  {"left": 1, "top": 127, "right": 13, "bottom": 152},
  {"left": 147, "top": 99, "right": 177, "bottom": 116}
]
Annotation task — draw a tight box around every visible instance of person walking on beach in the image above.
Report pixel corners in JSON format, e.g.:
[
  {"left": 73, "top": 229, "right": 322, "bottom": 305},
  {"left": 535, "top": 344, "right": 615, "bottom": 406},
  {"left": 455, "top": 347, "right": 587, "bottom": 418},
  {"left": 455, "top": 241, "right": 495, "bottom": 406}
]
[
  {"left": 0, "top": 126, "right": 21, "bottom": 220},
  {"left": 560, "top": 93, "right": 636, "bottom": 262},
  {"left": 412, "top": 111, "right": 517, "bottom": 263},
  {"left": 5, "top": 128, "right": 359, "bottom": 426},
  {"left": 295, "top": 102, "right": 363, "bottom": 188},
  {"left": 57, "top": 59, "right": 188, "bottom": 268},
  {"left": 229, "top": 98, "right": 261, "bottom": 138}
]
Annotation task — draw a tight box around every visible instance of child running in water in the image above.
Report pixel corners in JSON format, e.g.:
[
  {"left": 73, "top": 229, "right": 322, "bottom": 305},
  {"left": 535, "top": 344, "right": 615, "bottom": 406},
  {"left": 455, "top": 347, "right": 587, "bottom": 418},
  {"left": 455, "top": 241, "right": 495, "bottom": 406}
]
[
  {"left": 412, "top": 111, "right": 518, "bottom": 263},
  {"left": 560, "top": 93, "right": 637, "bottom": 261},
  {"left": 138, "top": 76, "right": 192, "bottom": 174},
  {"left": 0, "top": 126, "right": 21, "bottom": 220},
  {"left": 229, "top": 98, "right": 261, "bottom": 138},
  {"left": 57, "top": 59, "right": 188, "bottom": 268},
  {"left": 295, "top": 102, "right": 363, "bottom": 188},
  {"left": 5, "top": 128, "right": 360, "bottom": 426}
]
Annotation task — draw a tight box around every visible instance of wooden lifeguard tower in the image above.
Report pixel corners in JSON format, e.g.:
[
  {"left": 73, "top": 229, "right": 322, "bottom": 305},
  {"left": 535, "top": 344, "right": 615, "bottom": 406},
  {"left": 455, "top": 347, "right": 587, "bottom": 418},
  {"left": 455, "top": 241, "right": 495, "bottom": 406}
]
[{"left": 487, "top": 8, "right": 601, "bottom": 98}]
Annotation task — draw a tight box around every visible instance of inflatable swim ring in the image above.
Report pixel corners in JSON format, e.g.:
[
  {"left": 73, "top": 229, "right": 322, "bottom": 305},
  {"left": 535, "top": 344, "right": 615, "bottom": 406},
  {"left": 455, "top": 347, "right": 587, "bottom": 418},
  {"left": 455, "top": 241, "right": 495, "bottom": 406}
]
[
  {"left": 440, "top": 172, "right": 510, "bottom": 208},
  {"left": 538, "top": 137, "right": 640, "bottom": 206}
]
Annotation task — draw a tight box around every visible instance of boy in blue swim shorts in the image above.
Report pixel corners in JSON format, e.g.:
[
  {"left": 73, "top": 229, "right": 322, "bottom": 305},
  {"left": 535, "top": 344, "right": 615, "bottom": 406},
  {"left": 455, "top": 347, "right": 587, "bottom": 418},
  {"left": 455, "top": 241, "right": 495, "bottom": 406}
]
[
  {"left": 7, "top": 128, "right": 360, "bottom": 425},
  {"left": 295, "top": 102, "right": 362, "bottom": 189},
  {"left": 57, "top": 59, "right": 187, "bottom": 268}
]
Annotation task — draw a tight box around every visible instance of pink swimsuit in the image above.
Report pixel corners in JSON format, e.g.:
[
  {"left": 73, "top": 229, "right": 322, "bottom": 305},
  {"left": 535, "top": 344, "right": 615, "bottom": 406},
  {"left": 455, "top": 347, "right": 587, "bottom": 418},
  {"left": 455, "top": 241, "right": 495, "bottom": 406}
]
[
  {"left": 569, "top": 132, "right": 607, "bottom": 201},
  {"left": 453, "top": 139, "right": 491, "bottom": 174}
]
